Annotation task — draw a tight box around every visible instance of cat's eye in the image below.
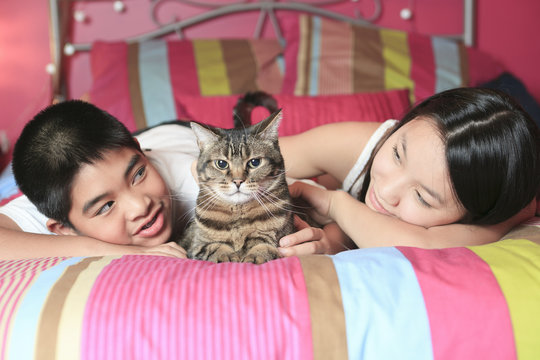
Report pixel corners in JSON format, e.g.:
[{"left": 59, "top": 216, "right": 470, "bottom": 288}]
[
  {"left": 247, "top": 158, "right": 261, "bottom": 169},
  {"left": 214, "top": 160, "right": 229, "bottom": 170}
]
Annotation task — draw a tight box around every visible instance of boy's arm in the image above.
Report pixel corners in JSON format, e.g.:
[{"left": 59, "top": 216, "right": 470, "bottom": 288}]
[{"left": 0, "top": 214, "right": 186, "bottom": 260}]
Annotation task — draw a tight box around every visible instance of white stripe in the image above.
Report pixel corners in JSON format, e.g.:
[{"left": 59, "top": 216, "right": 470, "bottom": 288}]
[
  {"left": 432, "top": 37, "right": 462, "bottom": 93},
  {"left": 139, "top": 41, "right": 177, "bottom": 127},
  {"left": 331, "top": 248, "right": 433, "bottom": 360},
  {"left": 309, "top": 17, "right": 322, "bottom": 95}
]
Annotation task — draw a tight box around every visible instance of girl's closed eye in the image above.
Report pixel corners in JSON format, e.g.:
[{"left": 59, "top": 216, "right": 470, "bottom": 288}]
[
  {"left": 96, "top": 201, "right": 114, "bottom": 216},
  {"left": 392, "top": 144, "right": 401, "bottom": 162},
  {"left": 415, "top": 190, "right": 432, "bottom": 208}
]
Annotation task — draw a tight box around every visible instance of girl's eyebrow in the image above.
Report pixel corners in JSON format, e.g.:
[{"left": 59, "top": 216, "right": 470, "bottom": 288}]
[
  {"left": 83, "top": 154, "right": 142, "bottom": 214},
  {"left": 401, "top": 133, "right": 444, "bottom": 205}
]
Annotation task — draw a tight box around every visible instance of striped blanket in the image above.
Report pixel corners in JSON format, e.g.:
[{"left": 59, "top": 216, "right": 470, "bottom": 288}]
[{"left": 1, "top": 227, "right": 539, "bottom": 359}]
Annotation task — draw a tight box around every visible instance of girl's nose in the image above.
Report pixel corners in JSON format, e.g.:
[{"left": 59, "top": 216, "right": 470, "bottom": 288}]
[{"left": 378, "top": 180, "right": 402, "bottom": 208}]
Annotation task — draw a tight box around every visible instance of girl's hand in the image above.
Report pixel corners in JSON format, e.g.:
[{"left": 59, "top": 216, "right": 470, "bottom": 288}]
[
  {"left": 288, "top": 181, "right": 335, "bottom": 224},
  {"left": 278, "top": 215, "right": 356, "bottom": 256}
]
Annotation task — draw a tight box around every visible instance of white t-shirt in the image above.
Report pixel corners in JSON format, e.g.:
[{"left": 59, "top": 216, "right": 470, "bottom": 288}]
[{"left": 0, "top": 123, "right": 200, "bottom": 234}]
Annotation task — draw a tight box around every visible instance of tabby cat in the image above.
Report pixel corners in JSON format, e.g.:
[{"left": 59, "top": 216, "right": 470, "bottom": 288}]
[{"left": 181, "top": 109, "right": 294, "bottom": 264}]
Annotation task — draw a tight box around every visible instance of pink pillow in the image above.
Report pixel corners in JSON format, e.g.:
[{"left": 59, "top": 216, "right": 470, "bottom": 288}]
[
  {"left": 176, "top": 89, "right": 411, "bottom": 136},
  {"left": 88, "top": 40, "right": 284, "bottom": 132},
  {"left": 281, "top": 15, "right": 504, "bottom": 103}
]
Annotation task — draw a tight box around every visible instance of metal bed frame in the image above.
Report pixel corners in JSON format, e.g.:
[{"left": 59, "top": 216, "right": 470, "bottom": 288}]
[{"left": 48, "top": 0, "right": 475, "bottom": 101}]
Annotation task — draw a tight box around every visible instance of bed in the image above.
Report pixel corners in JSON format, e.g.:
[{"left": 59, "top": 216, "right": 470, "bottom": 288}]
[{"left": 1, "top": 0, "right": 540, "bottom": 359}]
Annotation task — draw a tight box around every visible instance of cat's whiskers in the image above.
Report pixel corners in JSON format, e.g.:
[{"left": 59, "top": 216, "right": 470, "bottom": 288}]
[{"left": 251, "top": 192, "right": 280, "bottom": 221}]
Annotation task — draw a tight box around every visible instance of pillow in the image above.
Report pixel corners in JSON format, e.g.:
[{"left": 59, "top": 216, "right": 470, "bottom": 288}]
[
  {"left": 481, "top": 72, "right": 540, "bottom": 129},
  {"left": 88, "top": 39, "right": 284, "bottom": 132},
  {"left": 175, "top": 89, "right": 411, "bottom": 136},
  {"left": 281, "top": 15, "right": 504, "bottom": 103},
  {"left": 2, "top": 236, "right": 540, "bottom": 358}
]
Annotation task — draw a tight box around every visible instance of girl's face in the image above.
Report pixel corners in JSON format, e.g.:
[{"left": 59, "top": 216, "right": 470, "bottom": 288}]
[
  {"left": 366, "top": 117, "right": 466, "bottom": 228},
  {"left": 66, "top": 147, "right": 173, "bottom": 247}
]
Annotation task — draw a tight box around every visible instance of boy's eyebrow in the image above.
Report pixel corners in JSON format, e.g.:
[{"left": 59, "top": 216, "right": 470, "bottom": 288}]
[
  {"left": 82, "top": 154, "right": 142, "bottom": 215},
  {"left": 83, "top": 194, "right": 109, "bottom": 215},
  {"left": 124, "top": 154, "right": 141, "bottom": 179}
]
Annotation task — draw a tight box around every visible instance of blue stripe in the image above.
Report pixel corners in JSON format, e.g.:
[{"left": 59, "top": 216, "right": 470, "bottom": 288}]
[
  {"left": 138, "top": 41, "right": 177, "bottom": 127},
  {"left": 8, "top": 257, "right": 85, "bottom": 360},
  {"left": 331, "top": 248, "right": 433, "bottom": 360},
  {"left": 309, "top": 17, "right": 322, "bottom": 95},
  {"left": 432, "top": 37, "right": 461, "bottom": 93}
]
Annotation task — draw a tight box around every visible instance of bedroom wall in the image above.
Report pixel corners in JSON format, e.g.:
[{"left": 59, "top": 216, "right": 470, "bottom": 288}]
[{"left": 0, "top": 0, "right": 539, "bottom": 168}]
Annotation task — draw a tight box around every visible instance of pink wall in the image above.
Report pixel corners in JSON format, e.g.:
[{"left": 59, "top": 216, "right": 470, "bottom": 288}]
[{"left": 1, "top": 0, "right": 539, "bottom": 168}]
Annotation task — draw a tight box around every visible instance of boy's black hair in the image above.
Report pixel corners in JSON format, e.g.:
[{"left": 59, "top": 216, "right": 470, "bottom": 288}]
[{"left": 12, "top": 100, "right": 141, "bottom": 227}]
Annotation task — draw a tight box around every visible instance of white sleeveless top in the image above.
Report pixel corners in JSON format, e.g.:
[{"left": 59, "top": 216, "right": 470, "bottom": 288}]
[{"left": 341, "top": 119, "right": 397, "bottom": 197}]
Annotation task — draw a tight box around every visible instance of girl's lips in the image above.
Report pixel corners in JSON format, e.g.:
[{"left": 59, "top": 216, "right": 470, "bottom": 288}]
[
  {"left": 136, "top": 208, "right": 165, "bottom": 237},
  {"left": 369, "top": 186, "right": 391, "bottom": 216}
]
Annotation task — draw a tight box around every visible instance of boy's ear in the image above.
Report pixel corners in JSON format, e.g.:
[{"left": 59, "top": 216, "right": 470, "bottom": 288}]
[{"left": 46, "top": 219, "right": 78, "bottom": 236}]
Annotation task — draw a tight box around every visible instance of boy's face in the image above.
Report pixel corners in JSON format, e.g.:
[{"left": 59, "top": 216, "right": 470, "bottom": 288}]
[{"left": 65, "top": 147, "right": 173, "bottom": 247}]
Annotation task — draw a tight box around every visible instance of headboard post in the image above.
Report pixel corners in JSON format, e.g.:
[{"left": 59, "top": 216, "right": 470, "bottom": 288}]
[{"left": 48, "top": 0, "right": 70, "bottom": 102}]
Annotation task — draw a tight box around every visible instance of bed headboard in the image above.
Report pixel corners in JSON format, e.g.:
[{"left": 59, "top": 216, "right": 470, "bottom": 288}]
[{"left": 48, "top": 0, "right": 475, "bottom": 103}]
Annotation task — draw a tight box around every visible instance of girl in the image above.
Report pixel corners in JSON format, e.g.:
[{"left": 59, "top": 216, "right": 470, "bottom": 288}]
[{"left": 278, "top": 88, "right": 540, "bottom": 256}]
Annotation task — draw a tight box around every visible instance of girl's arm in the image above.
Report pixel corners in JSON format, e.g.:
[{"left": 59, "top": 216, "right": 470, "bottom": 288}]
[
  {"left": 282, "top": 182, "right": 534, "bottom": 250},
  {"left": 279, "top": 121, "right": 382, "bottom": 182},
  {"left": 0, "top": 214, "right": 186, "bottom": 260}
]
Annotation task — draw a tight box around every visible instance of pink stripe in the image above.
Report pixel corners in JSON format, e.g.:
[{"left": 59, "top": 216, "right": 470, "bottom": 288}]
[
  {"left": 408, "top": 33, "right": 435, "bottom": 104},
  {"left": 318, "top": 18, "right": 353, "bottom": 94},
  {"left": 168, "top": 41, "right": 200, "bottom": 103},
  {"left": 0, "top": 258, "right": 64, "bottom": 359},
  {"left": 89, "top": 42, "right": 137, "bottom": 132},
  {"left": 398, "top": 247, "right": 516, "bottom": 360},
  {"left": 81, "top": 256, "right": 312, "bottom": 360},
  {"left": 281, "top": 17, "right": 300, "bottom": 95}
]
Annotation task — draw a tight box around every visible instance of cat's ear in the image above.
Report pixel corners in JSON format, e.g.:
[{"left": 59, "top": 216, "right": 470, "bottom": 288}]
[
  {"left": 253, "top": 109, "right": 282, "bottom": 141},
  {"left": 190, "top": 122, "right": 219, "bottom": 149}
]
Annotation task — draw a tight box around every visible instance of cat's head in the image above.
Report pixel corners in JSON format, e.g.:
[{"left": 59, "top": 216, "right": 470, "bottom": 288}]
[{"left": 191, "top": 110, "right": 286, "bottom": 204}]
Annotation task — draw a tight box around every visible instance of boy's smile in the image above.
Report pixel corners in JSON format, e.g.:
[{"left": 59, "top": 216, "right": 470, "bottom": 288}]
[{"left": 64, "top": 147, "right": 173, "bottom": 247}]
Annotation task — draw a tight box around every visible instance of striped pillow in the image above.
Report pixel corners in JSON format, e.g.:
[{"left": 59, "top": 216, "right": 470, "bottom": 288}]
[
  {"left": 88, "top": 39, "right": 284, "bottom": 132},
  {"left": 282, "top": 15, "right": 504, "bottom": 103}
]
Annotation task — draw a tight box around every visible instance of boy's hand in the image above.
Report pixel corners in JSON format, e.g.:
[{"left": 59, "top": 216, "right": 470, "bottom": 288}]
[
  {"left": 278, "top": 216, "right": 355, "bottom": 256},
  {"left": 132, "top": 242, "right": 187, "bottom": 258}
]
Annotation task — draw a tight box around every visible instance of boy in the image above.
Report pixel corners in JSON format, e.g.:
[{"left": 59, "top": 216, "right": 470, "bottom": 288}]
[{"left": 0, "top": 100, "right": 200, "bottom": 260}]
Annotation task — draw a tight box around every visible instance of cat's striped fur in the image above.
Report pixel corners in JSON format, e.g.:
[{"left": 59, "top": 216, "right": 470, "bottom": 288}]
[{"left": 182, "top": 110, "right": 294, "bottom": 264}]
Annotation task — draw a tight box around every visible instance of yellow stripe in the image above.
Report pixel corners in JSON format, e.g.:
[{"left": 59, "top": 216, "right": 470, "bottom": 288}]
[
  {"left": 469, "top": 239, "right": 540, "bottom": 360},
  {"left": 193, "top": 40, "right": 230, "bottom": 95},
  {"left": 380, "top": 29, "right": 414, "bottom": 102},
  {"left": 55, "top": 256, "right": 121, "bottom": 359},
  {"left": 294, "top": 16, "right": 310, "bottom": 95}
]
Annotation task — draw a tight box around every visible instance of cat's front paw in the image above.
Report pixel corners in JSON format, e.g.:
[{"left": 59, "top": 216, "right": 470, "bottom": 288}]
[
  {"left": 242, "top": 247, "right": 280, "bottom": 264},
  {"left": 214, "top": 252, "right": 242, "bottom": 263}
]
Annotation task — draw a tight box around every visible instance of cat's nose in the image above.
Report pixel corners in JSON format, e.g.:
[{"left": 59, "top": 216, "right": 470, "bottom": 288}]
[{"left": 233, "top": 179, "right": 244, "bottom": 189}]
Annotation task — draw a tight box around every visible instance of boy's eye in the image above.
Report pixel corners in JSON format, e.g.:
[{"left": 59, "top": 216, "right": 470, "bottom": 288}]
[
  {"left": 133, "top": 166, "right": 146, "bottom": 184},
  {"left": 215, "top": 160, "right": 229, "bottom": 170},
  {"left": 247, "top": 158, "right": 261, "bottom": 169},
  {"left": 96, "top": 201, "right": 114, "bottom": 215}
]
